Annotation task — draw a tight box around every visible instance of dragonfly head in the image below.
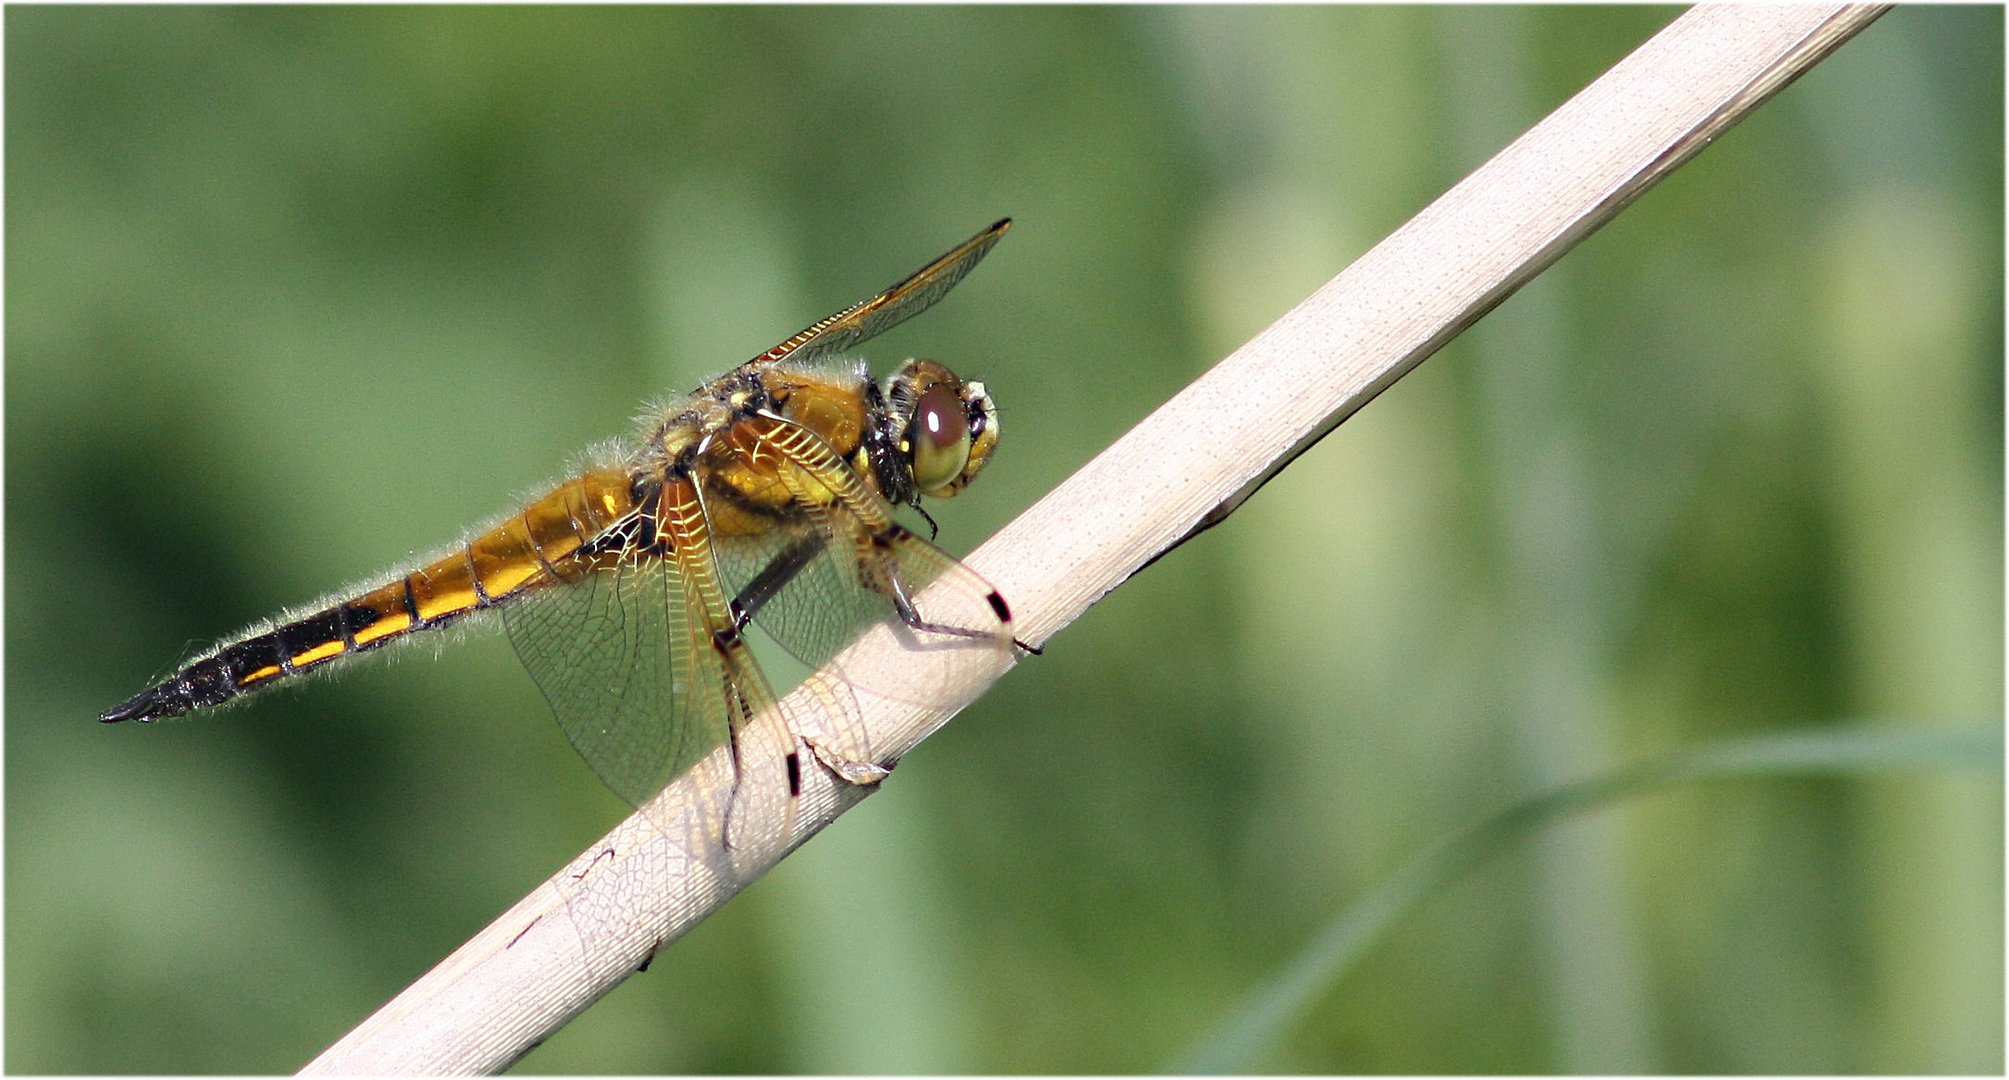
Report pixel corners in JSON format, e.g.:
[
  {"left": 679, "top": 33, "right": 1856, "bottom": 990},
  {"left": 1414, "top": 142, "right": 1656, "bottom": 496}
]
[{"left": 885, "top": 359, "right": 997, "bottom": 500}]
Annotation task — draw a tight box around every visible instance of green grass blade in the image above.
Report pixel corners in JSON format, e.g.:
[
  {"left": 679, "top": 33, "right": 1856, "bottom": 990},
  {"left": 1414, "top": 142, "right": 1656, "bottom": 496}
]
[{"left": 1175, "top": 722, "right": 2004, "bottom": 1074}]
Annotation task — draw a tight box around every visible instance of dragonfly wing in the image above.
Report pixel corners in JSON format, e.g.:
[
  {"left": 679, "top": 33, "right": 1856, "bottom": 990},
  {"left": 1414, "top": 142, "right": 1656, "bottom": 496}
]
[
  {"left": 749, "top": 219, "right": 1010, "bottom": 370},
  {"left": 503, "top": 554, "right": 727, "bottom": 813},
  {"left": 505, "top": 476, "right": 807, "bottom": 872}
]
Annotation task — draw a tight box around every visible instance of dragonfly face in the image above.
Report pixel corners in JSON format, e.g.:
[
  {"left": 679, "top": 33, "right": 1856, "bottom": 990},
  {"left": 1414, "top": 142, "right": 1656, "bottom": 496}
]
[{"left": 104, "top": 219, "right": 1020, "bottom": 836}]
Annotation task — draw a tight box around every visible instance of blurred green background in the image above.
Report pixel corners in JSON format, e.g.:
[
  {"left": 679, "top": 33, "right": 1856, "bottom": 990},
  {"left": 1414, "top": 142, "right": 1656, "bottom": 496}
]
[{"left": 8, "top": 6, "right": 2001, "bottom": 1073}]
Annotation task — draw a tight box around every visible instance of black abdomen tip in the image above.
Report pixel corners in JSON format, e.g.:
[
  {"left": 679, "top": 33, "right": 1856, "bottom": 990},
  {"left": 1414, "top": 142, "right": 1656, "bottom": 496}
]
[
  {"left": 100, "top": 685, "right": 179, "bottom": 724},
  {"left": 101, "top": 656, "right": 235, "bottom": 723}
]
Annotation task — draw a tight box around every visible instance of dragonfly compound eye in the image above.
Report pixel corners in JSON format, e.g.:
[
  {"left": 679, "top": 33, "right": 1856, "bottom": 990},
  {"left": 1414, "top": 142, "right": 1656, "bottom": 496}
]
[{"left": 908, "top": 383, "right": 972, "bottom": 496}]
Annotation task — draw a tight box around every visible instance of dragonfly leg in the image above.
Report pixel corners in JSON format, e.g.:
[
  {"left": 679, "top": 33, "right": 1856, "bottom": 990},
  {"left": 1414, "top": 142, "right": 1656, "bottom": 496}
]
[
  {"left": 728, "top": 532, "right": 825, "bottom": 630},
  {"left": 872, "top": 541, "right": 1001, "bottom": 642}
]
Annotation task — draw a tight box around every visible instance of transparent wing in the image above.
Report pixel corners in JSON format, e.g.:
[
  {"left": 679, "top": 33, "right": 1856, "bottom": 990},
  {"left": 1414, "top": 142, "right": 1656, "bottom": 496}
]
[
  {"left": 504, "top": 491, "right": 805, "bottom": 895},
  {"left": 748, "top": 218, "right": 1010, "bottom": 371},
  {"left": 503, "top": 552, "right": 730, "bottom": 813}
]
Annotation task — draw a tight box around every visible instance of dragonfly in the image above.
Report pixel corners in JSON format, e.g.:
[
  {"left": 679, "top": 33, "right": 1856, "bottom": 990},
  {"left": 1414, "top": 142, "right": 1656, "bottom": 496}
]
[{"left": 103, "top": 219, "right": 1023, "bottom": 843}]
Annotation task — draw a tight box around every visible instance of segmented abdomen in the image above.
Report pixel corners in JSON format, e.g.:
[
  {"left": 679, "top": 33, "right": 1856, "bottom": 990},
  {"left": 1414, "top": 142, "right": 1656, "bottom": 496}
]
[{"left": 100, "top": 468, "right": 639, "bottom": 723}]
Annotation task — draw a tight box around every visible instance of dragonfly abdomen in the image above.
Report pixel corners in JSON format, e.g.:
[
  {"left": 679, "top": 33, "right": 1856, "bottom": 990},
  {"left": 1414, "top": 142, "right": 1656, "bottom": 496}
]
[{"left": 100, "top": 468, "right": 640, "bottom": 724}]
